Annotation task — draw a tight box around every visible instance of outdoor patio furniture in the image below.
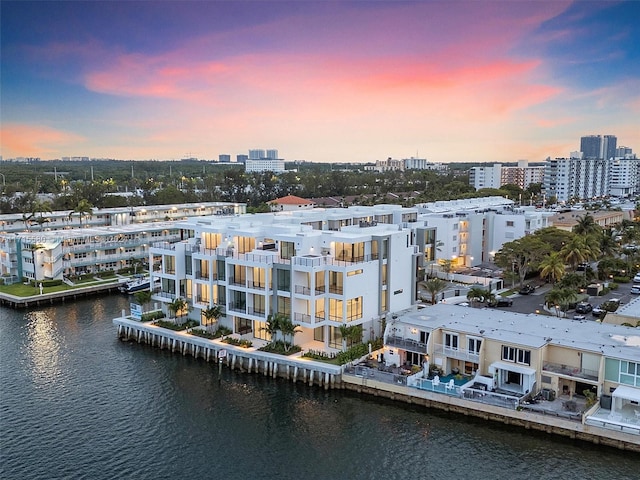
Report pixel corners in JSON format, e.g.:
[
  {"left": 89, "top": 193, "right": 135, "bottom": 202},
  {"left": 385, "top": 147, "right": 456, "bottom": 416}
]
[
  {"left": 446, "top": 379, "right": 455, "bottom": 392},
  {"left": 432, "top": 375, "right": 440, "bottom": 389}
]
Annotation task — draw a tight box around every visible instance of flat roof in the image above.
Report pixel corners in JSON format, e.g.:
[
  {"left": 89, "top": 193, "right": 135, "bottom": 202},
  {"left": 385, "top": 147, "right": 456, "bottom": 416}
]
[{"left": 395, "top": 303, "right": 640, "bottom": 362}]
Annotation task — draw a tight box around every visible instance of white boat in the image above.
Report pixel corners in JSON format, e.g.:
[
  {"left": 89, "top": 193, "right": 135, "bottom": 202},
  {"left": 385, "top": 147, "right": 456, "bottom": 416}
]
[{"left": 119, "top": 275, "right": 154, "bottom": 294}]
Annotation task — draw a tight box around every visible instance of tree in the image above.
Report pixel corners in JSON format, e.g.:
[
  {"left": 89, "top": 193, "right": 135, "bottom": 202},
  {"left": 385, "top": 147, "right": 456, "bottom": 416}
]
[
  {"left": 560, "top": 236, "right": 599, "bottom": 271},
  {"left": 538, "top": 252, "right": 566, "bottom": 284},
  {"left": 494, "top": 236, "right": 549, "bottom": 287},
  {"left": 466, "top": 286, "right": 488, "bottom": 307},
  {"left": 168, "top": 297, "right": 188, "bottom": 323},
  {"left": 134, "top": 290, "right": 153, "bottom": 311},
  {"left": 422, "top": 278, "right": 448, "bottom": 304},
  {"left": 438, "top": 258, "right": 454, "bottom": 280},
  {"left": 70, "top": 199, "right": 94, "bottom": 226},
  {"left": 31, "top": 199, "right": 52, "bottom": 230},
  {"left": 572, "top": 214, "right": 601, "bottom": 237},
  {"left": 279, "top": 316, "right": 301, "bottom": 352},
  {"left": 262, "top": 313, "right": 284, "bottom": 341},
  {"left": 202, "top": 305, "right": 222, "bottom": 332},
  {"left": 545, "top": 288, "right": 577, "bottom": 317}
]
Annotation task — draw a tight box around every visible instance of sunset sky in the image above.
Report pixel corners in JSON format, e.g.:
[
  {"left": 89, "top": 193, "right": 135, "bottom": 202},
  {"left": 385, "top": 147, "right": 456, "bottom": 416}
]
[{"left": 1, "top": 1, "right": 639, "bottom": 163}]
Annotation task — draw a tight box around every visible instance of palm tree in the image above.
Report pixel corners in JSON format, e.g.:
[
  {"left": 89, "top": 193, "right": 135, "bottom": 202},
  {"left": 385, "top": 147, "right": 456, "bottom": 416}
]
[
  {"left": 538, "top": 252, "right": 566, "bottom": 284},
  {"left": 422, "top": 278, "right": 447, "bottom": 304},
  {"left": 572, "top": 214, "right": 601, "bottom": 237},
  {"left": 545, "top": 288, "right": 577, "bottom": 317},
  {"left": 279, "top": 316, "right": 301, "bottom": 352},
  {"left": 262, "top": 313, "right": 283, "bottom": 342},
  {"left": 70, "top": 199, "right": 94, "bottom": 227},
  {"left": 466, "top": 286, "right": 488, "bottom": 307},
  {"left": 560, "top": 236, "right": 599, "bottom": 271},
  {"left": 30, "top": 199, "right": 52, "bottom": 230},
  {"left": 134, "top": 290, "right": 153, "bottom": 312},
  {"left": 599, "top": 229, "right": 619, "bottom": 259},
  {"left": 168, "top": 297, "right": 188, "bottom": 323},
  {"left": 202, "top": 305, "right": 222, "bottom": 332}
]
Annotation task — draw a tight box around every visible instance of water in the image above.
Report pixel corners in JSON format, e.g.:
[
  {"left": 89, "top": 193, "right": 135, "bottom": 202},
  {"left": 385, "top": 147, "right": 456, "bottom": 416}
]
[{"left": 1, "top": 297, "right": 639, "bottom": 480}]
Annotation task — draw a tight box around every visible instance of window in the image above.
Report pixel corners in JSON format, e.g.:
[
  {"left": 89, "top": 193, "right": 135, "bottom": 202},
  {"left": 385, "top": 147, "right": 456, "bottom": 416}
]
[
  {"left": 420, "top": 331, "right": 429, "bottom": 344},
  {"left": 346, "top": 297, "right": 362, "bottom": 321},
  {"left": 347, "top": 269, "right": 363, "bottom": 277},
  {"left": 506, "top": 221, "right": 515, "bottom": 227},
  {"left": 502, "top": 345, "right": 530, "bottom": 365},
  {"left": 444, "top": 332, "right": 458, "bottom": 350},
  {"left": 280, "top": 241, "right": 295, "bottom": 260},
  {"left": 468, "top": 337, "right": 482, "bottom": 354}
]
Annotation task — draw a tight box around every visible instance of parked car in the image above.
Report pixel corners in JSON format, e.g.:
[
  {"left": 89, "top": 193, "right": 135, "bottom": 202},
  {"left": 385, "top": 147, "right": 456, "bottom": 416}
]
[
  {"left": 488, "top": 298, "right": 513, "bottom": 307},
  {"left": 519, "top": 284, "right": 535, "bottom": 295},
  {"left": 592, "top": 305, "right": 605, "bottom": 316},
  {"left": 575, "top": 302, "right": 593, "bottom": 314},
  {"left": 573, "top": 314, "right": 587, "bottom": 320},
  {"left": 631, "top": 286, "right": 640, "bottom": 295},
  {"left": 633, "top": 273, "right": 640, "bottom": 283}
]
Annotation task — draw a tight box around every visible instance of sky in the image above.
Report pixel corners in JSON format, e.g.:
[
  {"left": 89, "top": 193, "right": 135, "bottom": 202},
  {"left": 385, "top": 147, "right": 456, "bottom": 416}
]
[{"left": 1, "top": 1, "right": 639, "bottom": 163}]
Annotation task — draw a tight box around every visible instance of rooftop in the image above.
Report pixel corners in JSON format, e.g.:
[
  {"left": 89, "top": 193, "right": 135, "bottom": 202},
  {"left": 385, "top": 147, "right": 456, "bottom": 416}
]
[{"left": 394, "top": 303, "right": 640, "bottom": 362}]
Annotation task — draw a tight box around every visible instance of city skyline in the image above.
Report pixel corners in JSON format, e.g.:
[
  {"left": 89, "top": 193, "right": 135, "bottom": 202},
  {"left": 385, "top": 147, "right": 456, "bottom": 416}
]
[{"left": 1, "top": 1, "right": 639, "bottom": 163}]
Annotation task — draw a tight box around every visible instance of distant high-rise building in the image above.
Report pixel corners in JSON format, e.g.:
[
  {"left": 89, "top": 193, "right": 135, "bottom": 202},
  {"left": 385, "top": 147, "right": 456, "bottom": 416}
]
[
  {"left": 469, "top": 161, "right": 544, "bottom": 191},
  {"left": 543, "top": 157, "right": 609, "bottom": 202},
  {"left": 245, "top": 148, "right": 284, "bottom": 173},
  {"left": 580, "top": 134, "right": 617, "bottom": 159},
  {"left": 249, "top": 149, "right": 265, "bottom": 160},
  {"left": 266, "top": 149, "right": 278, "bottom": 160},
  {"left": 236, "top": 154, "right": 248, "bottom": 164},
  {"left": 218, "top": 154, "right": 231, "bottom": 163}
]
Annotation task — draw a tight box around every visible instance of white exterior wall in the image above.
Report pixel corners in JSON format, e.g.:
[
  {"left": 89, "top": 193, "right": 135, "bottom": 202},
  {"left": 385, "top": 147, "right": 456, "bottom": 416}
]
[{"left": 245, "top": 159, "right": 285, "bottom": 173}]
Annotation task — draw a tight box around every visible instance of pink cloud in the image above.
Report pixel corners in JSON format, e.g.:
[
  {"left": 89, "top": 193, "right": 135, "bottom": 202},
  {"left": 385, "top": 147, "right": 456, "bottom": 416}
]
[{"left": 0, "top": 124, "right": 84, "bottom": 158}]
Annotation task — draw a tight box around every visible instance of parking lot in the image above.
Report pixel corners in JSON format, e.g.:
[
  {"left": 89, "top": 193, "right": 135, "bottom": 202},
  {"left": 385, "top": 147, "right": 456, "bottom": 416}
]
[{"left": 505, "top": 281, "right": 638, "bottom": 318}]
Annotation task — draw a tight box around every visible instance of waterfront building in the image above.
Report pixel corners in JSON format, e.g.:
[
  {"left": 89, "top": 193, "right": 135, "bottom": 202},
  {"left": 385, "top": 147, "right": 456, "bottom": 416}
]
[
  {"left": 149, "top": 205, "right": 437, "bottom": 350},
  {"left": 0, "top": 222, "right": 181, "bottom": 282},
  {"left": 384, "top": 302, "right": 640, "bottom": 431},
  {"left": 0, "top": 202, "right": 246, "bottom": 234}
]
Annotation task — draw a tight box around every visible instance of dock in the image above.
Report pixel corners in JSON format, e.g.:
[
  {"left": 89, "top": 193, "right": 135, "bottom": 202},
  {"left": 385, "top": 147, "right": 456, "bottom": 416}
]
[{"left": 0, "top": 280, "right": 126, "bottom": 308}]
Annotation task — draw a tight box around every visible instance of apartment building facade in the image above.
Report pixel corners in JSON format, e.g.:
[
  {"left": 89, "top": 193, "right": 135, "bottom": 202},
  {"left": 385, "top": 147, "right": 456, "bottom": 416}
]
[
  {"left": 384, "top": 303, "right": 640, "bottom": 420},
  {"left": 0, "top": 202, "right": 246, "bottom": 234},
  {"left": 149, "top": 205, "right": 437, "bottom": 350}
]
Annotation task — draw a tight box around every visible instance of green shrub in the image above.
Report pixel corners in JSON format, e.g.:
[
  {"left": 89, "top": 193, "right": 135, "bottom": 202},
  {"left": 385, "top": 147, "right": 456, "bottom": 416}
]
[
  {"left": 222, "top": 337, "right": 252, "bottom": 348},
  {"left": 141, "top": 311, "right": 164, "bottom": 322},
  {"left": 258, "top": 340, "right": 301, "bottom": 355},
  {"left": 153, "top": 319, "right": 198, "bottom": 331}
]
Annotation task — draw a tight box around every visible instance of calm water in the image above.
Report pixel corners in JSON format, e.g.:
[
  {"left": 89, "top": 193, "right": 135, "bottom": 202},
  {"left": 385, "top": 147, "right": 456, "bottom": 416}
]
[{"left": 1, "top": 297, "right": 639, "bottom": 480}]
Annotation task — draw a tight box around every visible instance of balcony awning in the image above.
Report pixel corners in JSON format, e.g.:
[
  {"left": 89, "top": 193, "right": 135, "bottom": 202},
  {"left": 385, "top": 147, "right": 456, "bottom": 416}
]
[
  {"left": 490, "top": 361, "right": 535, "bottom": 377},
  {"left": 612, "top": 385, "right": 640, "bottom": 403}
]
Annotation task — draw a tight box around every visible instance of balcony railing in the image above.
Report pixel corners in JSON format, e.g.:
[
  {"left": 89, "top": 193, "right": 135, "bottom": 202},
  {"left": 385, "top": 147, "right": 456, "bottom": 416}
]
[
  {"left": 542, "top": 362, "right": 598, "bottom": 381},
  {"left": 385, "top": 336, "right": 428, "bottom": 354},
  {"left": 247, "top": 307, "right": 266, "bottom": 316},
  {"left": 228, "top": 277, "right": 245, "bottom": 287},
  {"left": 433, "top": 343, "right": 480, "bottom": 363},
  {"left": 328, "top": 285, "right": 343, "bottom": 295},
  {"left": 228, "top": 302, "right": 245, "bottom": 313},
  {"left": 294, "top": 312, "right": 312, "bottom": 324},
  {"left": 294, "top": 285, "right": 312, "bottom": 295},
  {"left": 315, "top": 286, "right": 326, "bottom": 295}
]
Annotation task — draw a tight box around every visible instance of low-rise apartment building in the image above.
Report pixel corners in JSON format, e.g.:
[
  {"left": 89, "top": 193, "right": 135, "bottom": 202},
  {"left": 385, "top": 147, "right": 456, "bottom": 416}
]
[
  {"left": 0, "top": 222, "right": 183, "bottom": 282},
  {"left": 383, "top": 303, "right": 640, "bottom": 427},
  {"left": 0, "top": 202, "right": 245, "bottom": 234}
]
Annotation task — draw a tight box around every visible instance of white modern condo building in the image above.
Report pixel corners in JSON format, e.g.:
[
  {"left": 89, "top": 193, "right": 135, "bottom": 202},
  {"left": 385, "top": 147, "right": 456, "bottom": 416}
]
[{"left": 149, "top": 205, "right": 437, "bottom": 349}]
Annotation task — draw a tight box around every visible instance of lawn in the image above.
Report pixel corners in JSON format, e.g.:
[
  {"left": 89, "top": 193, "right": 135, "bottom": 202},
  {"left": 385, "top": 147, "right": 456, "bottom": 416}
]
[{"left": 0, "top": 279, "right": 117, "bottom": 297}]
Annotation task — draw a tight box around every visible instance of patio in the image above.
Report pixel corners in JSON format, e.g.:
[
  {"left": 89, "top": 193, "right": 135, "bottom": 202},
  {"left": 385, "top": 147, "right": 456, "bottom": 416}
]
[
  {"left": 586, "top": 405, "right": 640, "bottom": 436},
  {"left": 519, "top": 393, "right": 587, "bottom": 421}
]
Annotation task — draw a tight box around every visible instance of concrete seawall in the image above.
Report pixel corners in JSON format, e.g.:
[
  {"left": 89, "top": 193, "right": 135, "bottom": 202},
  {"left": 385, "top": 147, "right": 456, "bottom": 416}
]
[
  {"left": 114, "top": 317, "right": 640, "bottom": 451},
  {"left": 113, "top": 317, "right": 343, "bottom": 389}
]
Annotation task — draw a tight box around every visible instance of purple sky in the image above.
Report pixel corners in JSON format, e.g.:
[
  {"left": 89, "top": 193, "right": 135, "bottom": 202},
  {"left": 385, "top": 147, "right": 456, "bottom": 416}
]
[{"left": 1, "top": 1, "right": 639, "bottom": 163}]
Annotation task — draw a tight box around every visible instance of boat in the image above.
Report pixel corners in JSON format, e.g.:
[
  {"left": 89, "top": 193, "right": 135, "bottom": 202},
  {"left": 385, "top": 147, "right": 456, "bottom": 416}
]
[{"left": 119, "top": 275, "right": 154, "bottom": 294}]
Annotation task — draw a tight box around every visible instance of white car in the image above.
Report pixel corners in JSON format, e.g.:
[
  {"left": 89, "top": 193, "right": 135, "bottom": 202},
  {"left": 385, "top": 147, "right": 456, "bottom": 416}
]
[
  {"left": 633, "top": 273, "right": 640, "bottom": 284},
  {"left": 631, "top": 286, "right": 640, "bottom": 295}
]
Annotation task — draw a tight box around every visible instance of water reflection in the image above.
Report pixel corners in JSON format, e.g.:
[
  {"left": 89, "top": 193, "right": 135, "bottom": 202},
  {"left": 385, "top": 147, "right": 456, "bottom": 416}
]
[{"left": 24, "top": 310, "right": 64, "bottom": 389}]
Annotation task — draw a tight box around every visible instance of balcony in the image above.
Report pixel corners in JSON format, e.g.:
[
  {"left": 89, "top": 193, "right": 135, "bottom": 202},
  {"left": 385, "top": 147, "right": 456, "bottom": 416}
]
[
  {"left": 228, "top": 277, "right": 245, "bottom": 287},
  {"left": 542, "top": 362, "right": 598, "bottom": 381},
  {"left": 385, "top": 335, "right": 428, "bottom": 354},
  {"left": 433, "top": 343, "right": 480, "bottom": 363},
  {"left": 228, "top": 302, "right": 245, "bottom": 313},
  {"left": 294, "top": 285, "right": 312, "bottom": 295},
  {"left": 247, "top": 307, "right": 266, "bottom": 316},
  {"left": 315, "top": 286, "right": 326, "bottom": 295},
  {"left": 328, "top": 285, "right": 343, "bottom": 295},
  {"left": 294, "top": 312, "right": 312, "bottom": 324}
]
